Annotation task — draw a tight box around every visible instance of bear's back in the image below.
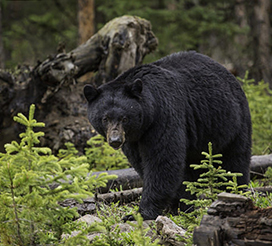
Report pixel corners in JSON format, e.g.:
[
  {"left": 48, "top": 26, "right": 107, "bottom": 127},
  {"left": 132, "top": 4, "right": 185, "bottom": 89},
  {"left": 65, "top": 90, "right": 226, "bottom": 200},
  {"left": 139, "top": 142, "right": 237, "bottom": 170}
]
[
  {"left": 152, "top": 51, "right": 241, "bottom": 94},
  {"left": 153, "top": 51, "right": 231, "bottom": 81}
]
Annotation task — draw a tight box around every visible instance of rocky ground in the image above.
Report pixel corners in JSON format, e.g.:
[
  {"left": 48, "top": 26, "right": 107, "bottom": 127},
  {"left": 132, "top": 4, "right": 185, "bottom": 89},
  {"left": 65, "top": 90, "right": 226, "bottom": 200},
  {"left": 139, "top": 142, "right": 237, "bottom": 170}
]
[{"left": 61, "top": 190, "right": 272, "bottom": 245}]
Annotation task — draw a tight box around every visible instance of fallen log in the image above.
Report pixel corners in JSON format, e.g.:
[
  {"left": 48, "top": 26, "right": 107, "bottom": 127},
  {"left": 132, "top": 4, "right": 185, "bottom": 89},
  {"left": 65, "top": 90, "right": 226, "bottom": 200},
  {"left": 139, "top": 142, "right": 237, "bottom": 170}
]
[
  {"left": 252, "top": 186, "right": 272, "bottom": 194},
  {"left": 92, "top": 168, "right": 143, "bottom": 193},
  {"left": 250, "top": 154, "right": 272, "bottom": 177},
  {"left": 88, "top": 154, "right": 272, "bottom": 193},
  {"left": 193, "top": 192, "right": 272, "bottom": 246},
  {"left": 71, "top": 15, "right": 158, "bottom": 82},
  {"left": 95, "top": 187, "right": 142, "bottom": 205},
  {"left": 60, "top": 187, "right": 142, "bottom": 216}
]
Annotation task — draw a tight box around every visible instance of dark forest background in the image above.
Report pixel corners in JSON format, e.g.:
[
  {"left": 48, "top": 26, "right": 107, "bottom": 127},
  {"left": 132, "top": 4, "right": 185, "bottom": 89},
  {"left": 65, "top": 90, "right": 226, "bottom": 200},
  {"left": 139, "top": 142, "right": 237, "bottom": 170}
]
[{"left": 1, "top": 0, "right": 271, "bottom": 87}]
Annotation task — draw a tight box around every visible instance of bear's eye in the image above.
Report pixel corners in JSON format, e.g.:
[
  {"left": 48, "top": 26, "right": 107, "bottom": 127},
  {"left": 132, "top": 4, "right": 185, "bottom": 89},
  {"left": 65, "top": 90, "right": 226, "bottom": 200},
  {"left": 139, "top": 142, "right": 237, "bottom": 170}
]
[
  {"left": 102, "top": 116, "right": 108, "bottom": 124},
  {"left": 122, "top": 117, "right": 128, "bottom": 123}
]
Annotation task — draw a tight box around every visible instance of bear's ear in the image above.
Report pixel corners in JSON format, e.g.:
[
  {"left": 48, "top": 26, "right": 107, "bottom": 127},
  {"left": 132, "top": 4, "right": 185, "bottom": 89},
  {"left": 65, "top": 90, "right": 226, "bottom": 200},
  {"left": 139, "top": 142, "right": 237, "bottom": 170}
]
[
  {"left": 84, "top": 85, "right": 99, "bottom": 102},
  {"left": 125, "top": 78, "right": 143, "bottom": 99}
]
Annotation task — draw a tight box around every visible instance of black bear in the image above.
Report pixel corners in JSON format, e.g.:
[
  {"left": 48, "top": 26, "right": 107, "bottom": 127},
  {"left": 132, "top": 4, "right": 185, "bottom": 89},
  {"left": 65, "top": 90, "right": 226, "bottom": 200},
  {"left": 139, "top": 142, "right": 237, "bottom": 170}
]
[{"left": 84, "top": 51, "right": 251, "bottom": 220}]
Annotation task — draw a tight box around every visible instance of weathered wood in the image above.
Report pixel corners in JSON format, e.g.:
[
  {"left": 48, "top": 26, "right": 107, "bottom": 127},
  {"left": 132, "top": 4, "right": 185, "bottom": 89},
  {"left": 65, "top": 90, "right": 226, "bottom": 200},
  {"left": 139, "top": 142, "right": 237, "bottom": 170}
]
[
  {"left": 193, "top": 192, "right": 272, "bottom": 246},
  {"left": 252, "top": 186, "right": 272, "bottom": 194},
  {"left": 250, "top": 154, "right": 272, "bottom": 177},
  {"left": 50, "top": 168, "right": 142, "bottom": 195},
  {"left": 51, "top": 154, "right": 272, "bottom": 199}
]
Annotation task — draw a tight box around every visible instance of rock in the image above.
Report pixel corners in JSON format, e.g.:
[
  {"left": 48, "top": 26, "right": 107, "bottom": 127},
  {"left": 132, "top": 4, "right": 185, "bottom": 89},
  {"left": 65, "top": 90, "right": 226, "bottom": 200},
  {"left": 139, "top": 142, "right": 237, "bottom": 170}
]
[
  {"left": 78, "top": 214, "right": 102, "bottom": 224},
  {"left": 62, "top": 214, "right": 102, "bottom": 240},
  {"left": 156, "top": 216, "right": 187, "bottom": 246}
]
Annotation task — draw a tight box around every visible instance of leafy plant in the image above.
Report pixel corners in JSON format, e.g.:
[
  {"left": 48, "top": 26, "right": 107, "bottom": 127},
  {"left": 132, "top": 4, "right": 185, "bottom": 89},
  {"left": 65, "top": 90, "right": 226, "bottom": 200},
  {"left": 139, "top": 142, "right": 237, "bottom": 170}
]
[
  {"left": 250, "top": 190, "right": 272, "bottom": 209},
  {"left": 0, "top": 104, "right": 116, "bottom": 245},
  {"left": 85, "top": 134, "right": 129, "bottom": 171},
  {"left": 247, "top": 167, "right": 272, "bottom": 208},
  {"left": 57, "top": 142, "right": 80, "bottom": 159},
  {"left": 239, "top": 71, "right": 272, "bottom": 155}
]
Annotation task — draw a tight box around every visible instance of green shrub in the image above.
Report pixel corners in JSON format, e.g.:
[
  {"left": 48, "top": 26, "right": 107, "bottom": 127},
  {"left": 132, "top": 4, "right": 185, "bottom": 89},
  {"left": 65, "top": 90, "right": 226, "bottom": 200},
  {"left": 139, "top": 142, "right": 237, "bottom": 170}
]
[
  {"left": 0, "top": 104, "right": 116, "bottom": 245},
  {"left": 239, "top": 72, "right": 272, "bottom": 155}
]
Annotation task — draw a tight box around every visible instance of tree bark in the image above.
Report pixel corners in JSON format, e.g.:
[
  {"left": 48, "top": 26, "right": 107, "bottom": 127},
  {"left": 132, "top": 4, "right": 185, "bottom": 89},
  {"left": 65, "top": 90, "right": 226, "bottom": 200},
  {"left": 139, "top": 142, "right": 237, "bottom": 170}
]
[
  {"left": 249, "top": 0, "right": 272, "bottom": 87},
  {"left": 92, "top": 168, "right": 143, "bottom": 193},
  {"left": 60, "top": 188, "right": 143, "bottom": 215},
  {"left": 0, "top": 4, "right": 4, "bottom": 68},
  {"left": 78, "top": 0, "right": 95, "bottom": 45}
]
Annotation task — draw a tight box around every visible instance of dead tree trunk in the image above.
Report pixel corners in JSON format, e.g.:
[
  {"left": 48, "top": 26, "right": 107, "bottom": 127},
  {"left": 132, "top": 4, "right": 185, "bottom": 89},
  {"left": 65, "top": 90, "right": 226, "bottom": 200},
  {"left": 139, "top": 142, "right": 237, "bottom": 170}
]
[
  {"left": 0, "top": 4, "right": 4, "bottom": 69},
  {"left": 0, "top": 15, "right": 158, "bottom": 153},
  {"left": 86, "top": 154, "right": 272, "bottom": 193},
  {"left": 77, "top": 0, "right": 95, "bottom": 45},
  {"left": 248, "top": 0, "right": 272, "bottom": 87}
]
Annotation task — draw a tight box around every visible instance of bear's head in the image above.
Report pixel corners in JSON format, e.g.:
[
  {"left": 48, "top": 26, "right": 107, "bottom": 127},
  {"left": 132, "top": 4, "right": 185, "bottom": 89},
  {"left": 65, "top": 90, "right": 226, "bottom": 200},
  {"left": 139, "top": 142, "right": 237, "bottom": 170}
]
[{"left": 84, "top": 79, "right": 145, "bottom": 149}]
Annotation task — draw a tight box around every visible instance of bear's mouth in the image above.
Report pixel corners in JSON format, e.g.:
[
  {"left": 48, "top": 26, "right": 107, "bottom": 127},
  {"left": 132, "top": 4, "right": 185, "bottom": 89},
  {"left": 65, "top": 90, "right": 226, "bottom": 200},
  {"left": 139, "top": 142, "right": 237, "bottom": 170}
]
[
  {"left": 109, "top": 140, "right": 123, "bottom": 150},
  {"left": 107, "top": 128, "right": 125, "bottom": 150}
]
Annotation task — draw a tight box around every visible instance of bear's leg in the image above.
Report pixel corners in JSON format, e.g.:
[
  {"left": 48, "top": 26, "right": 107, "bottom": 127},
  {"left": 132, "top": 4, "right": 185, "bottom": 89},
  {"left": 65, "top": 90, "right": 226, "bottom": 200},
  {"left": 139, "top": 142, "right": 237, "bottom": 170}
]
[{"left": 138, "top": 158, "right": 184, "bottom": 220}]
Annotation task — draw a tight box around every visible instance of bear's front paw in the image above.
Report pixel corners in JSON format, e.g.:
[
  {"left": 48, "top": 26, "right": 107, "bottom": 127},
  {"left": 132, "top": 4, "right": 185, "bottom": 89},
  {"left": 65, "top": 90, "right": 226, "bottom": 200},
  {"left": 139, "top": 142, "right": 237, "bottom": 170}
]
[{"left": 122, "top": 214, "right": 135, "bottom": 222}]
